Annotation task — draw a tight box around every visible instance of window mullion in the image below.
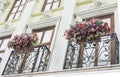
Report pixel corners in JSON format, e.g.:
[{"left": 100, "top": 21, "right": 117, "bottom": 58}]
[
  {"left": 0, "top": 40, "right": 4, "bottom": 47},
  {"left": 40, "top": 31, "right": 45, "bottom": 44},
  {"left": 13, "top": 0, "right": 22, "bottom": 19},
  {"left": 50, "top": 0, "right": 54, "bottom": 9},
  {"left": 49, "top": 28, "right": 55, "bottom": 48}
]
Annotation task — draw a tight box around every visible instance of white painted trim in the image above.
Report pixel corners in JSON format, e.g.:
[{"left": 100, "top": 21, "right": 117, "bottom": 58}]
[
  {"left": 27, "top": 17, "right": 61, "bottom": 52},
  {"left": 2, "top": 64, "right": 120, "bottom": 77},
  {"left": 27, "top": 17, "right": 61, "bottom": 71},
  {"left": 27, "top": 17, "right": 61, "bottom": 30},
  {"left": 0, "top": 28, "right": 15, "bottom": 37},
  {"left": 75, "top": 3, "right": 117, "bottom": 19}
]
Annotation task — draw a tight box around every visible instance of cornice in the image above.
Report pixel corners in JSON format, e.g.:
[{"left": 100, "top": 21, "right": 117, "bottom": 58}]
[
  {"left": 75, "top": 3, "right": 117, "bottom": 18},
  {"left": 27, "top": 17, "right": 61, "bottom": 30}
]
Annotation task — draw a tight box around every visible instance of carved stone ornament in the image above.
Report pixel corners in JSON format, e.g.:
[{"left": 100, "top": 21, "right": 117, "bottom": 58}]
[
  {"left": 43, "top": 11, "right": 52, "bottom": 18},
  {"left": 93, "top": 0, "right": 105, "bottom": 8}
]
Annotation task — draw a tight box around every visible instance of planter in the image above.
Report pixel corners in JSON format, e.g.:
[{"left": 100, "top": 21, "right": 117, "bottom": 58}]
[
  {"left": 13, "top": 45, "right": 34, "bottom": 54},
  {"left": 64, "top": 18, "right": 110, "bottom": 45},
  {"left": 75, "top": 35, "right": 101, "bottom": 45}
]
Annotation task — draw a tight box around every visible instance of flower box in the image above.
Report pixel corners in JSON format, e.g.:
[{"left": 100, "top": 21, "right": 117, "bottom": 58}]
[
  {"left": 8, "top": 33, "right": 38, "bottom": 54},
  {"left": 64, "top": 18, "right": 110, "bottom": 44}
]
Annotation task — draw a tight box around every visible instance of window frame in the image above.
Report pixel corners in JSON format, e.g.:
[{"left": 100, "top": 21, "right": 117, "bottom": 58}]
[
  {"left": 33, "top": 26, "right": 55, "bottom": 48},
  {"left": 83, "top": 14, "right": 114, "bottom": 33},
  {"left": 42, "top": 0, "right": 61, "bottom": 11},
  {"left": 6, "top": 0, "right": 27, "bottom": 21}
]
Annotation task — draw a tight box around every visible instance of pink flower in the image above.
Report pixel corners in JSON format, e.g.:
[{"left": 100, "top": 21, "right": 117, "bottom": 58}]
[
  {"left": 64, "top": 18, "right": 110, "bottom": 44},
  {"left": 8, "top": 33, "right": 38, "bottom": 49},
  {"left": 89, "top": 18, "right": 98, "bottom": 24}
]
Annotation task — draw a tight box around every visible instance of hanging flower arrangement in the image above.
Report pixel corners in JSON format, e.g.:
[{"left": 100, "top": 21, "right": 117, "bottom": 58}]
[
  {"left": 8, "top": 33, "right": 39, "bottom": 54},
  {"left": 64, "top": 18, "right": 110, "bottom": 44}
]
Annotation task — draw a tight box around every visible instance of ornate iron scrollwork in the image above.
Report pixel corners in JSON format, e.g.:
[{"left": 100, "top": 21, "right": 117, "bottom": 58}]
[
  {"left": 64, "top": 33, "right": 119, "bottom": 69},
  {"left": 2, "top": 45, "right": 50, "bottom": 75}
]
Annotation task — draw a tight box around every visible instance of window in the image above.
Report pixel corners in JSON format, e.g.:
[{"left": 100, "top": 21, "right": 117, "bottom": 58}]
[
  {"left": 42, "top": 0, "right": 61, "bottom": 11},
  {"left": 97, "top": 14, "right": 114, "bottom": 33},
  {"left": 6, "top": 0, "right": 27, "bottom": 21},
  {"left": 33, "top": 26, "right": 55, "bottom": 48},
  {"left": 0, "top": 36, "right": 11, "bottom": 51},
  {"left": 83, "top": 14, "right": 114, "bottom": 33}
]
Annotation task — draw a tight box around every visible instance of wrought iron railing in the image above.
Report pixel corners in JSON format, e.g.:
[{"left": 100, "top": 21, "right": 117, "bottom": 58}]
[
  {"left": 0, "top": 57, "right": 2, "bottom": 63},
  {"left": 2, "top": 45, "right": 50, "bottom": 75},
  {"left": 64, "top": 33, "right": 119, "bottom": 69}
]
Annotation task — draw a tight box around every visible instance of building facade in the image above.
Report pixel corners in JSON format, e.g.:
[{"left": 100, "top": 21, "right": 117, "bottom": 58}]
[{"left": 0, "top": 0, "right": 120, "bottom": 77}]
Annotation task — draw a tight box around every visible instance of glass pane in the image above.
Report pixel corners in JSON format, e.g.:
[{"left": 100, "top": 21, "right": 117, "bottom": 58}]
[
  {"left": 8, "top": 14, "right": 14, "bottom": 21},
  {"left": 18, "top": 6, "right": 24, "bottom": 11},
  {"left": 36, "top": 32, "right": 43, "bottom": 44},
  {"left": 0, "top": 40, "right": 2, "bottom": 45},
  {"left": 14, "top": 12, "right": 21, "bottom": 19},
  {"left": 54, "top": 0, "right": 59, "bottom": 1},
  {"left": 15, "top": 1, "right": 21, "bottom": 7},
  {"left": 47, "top": 0, "right": 53, "bottom": 3},
  {"left": 102, "top": 18, "right": 111, "bottom": 27},
  {"left": 21, "top": 0, "right": 26, "bottom": 5},
  {"left": 52, "top": 1, "right": 59, "bottom": 9},
  {"left": 42, "top": 30, "right": 53, "bottom": 43},
  {"left": 0, "top": 39, "right": 9, "bottom": 50},
  {"left": 11, "top": 7, "right": 18, "bottom": 13},
  {"left": 44, "top": 4, "right": 51, "bottom": 11}
]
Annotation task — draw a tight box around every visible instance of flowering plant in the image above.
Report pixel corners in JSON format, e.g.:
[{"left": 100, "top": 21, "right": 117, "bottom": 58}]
[
  {"left": 8, "top": 33, "right": 38, "bottom": 53},
  {"left": 64, "top": 18, "right": 110, "bottom": 44}
]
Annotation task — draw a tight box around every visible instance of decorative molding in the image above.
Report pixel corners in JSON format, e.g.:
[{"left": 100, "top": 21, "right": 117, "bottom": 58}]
[
  {"left": 0, "top": 2, "right": 4, "bottom": 11},
  {"left": 43, "top": 11, "right": 52, "bottom": 18},
  {"left": 0, "top": 0, "right": 10, "bottom": 11},
  {"left": 11, "top": 18, "right": 19, "bottom": 23},
  {"left": 3, "top": 0, "right": 10, "bottom": 7},
  {"left": 3, "top": 64, "right": 120, "bottom": 77},
  {"left": 0, "top": 19, "right": 19, "bottom": 26},
  {"left": 4, "top": 21, "right": 12, "bottom": 29},
  {"left": 31, "top": 12, "right": 43, "bottom": 17},
  {"left": 51, "top": 6, "right": 64, "bottom": 12},
  {"left": 76, "top": 0, "right": 93, "bottom": 6},
  {"left": 93, "top": 0, "right": 105, "bottom": 8},
  {"left": 75, "top": 3, "right": 117, "bottom": 19},
  {"left": 27, "top": 17, "right": 61, "bottom": 30},
  {"left": 0, "top": 28, "right": 15, "bottom": 37},
  {"left": 31, "top": 7, "right": 64, "bottom": 17}
]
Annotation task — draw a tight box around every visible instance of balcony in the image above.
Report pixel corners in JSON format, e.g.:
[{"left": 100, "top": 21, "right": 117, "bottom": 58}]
[
  {"left": 64, "top": 33, "right": 119, "bottom": 69},
  {"left": 2, "top": 45, "right": 50, "bottom": 75}
]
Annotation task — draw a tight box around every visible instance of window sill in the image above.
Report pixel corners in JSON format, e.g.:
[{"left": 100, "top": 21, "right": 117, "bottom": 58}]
[
  {"left": 2, "top": 64, "right": 120, "bottom": 77},
  {"left": 31, "top": 6, "right": 64, "bottom": 17},
  {"left": 76, "top": 0, "right": 93, "bottom": 6},
  {"left": 0, "top": 19, "right": 20, "bottom": 26}
]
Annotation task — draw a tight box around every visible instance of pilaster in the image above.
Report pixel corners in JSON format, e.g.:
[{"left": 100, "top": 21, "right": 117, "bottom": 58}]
[
  {"left": 0, "top": 0, "right": 36, "bottom": 75},
  {"left": 49, "top": 0, "right": 77, "bottom": 71}
]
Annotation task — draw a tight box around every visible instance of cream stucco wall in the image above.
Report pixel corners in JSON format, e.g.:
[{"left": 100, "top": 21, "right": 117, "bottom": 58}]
[{"left": 0, "top": 0, "right": 118, "bottom": 28}]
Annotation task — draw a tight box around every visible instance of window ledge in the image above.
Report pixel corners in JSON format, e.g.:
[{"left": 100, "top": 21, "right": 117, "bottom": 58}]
[
  {"left": 0, "top": 19, "right": 20, "bottom": 26},
  {"left": 75, "top": 3, "right": 117, "bottom": 19},
  {"left": 2, "top": 64, "right": 120, "bottom": 77},
  {"left": 31, "top": 6, "right": 64, "bottom": 17},
  {"left": 76, "top": 0, "right": 93, "bottom": 6}
]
